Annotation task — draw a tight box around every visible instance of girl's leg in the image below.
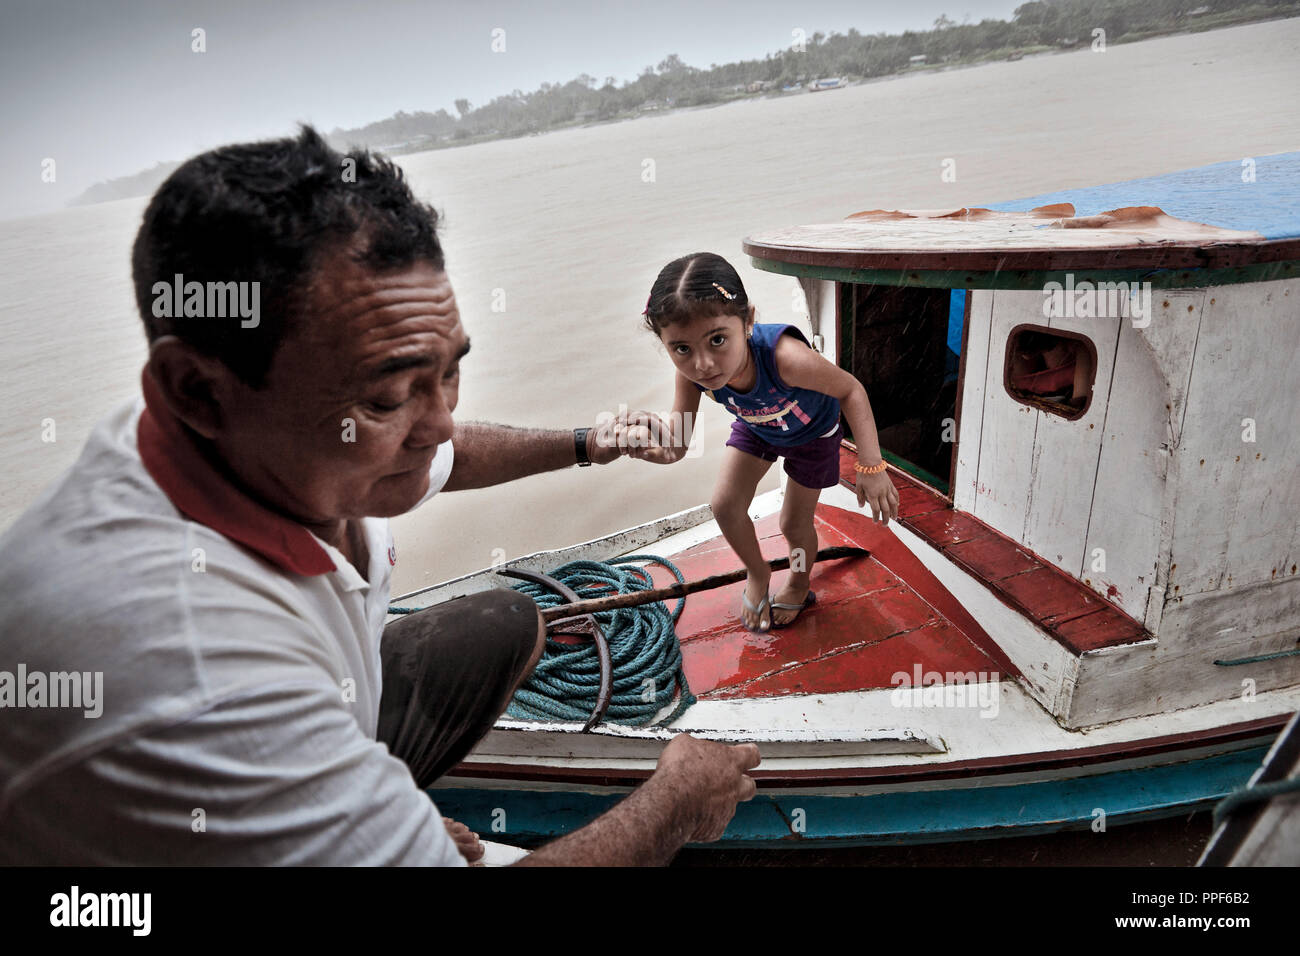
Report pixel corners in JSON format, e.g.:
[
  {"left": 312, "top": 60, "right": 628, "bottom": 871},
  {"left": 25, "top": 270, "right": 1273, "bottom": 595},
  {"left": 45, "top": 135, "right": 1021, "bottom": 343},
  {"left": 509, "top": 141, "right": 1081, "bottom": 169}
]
[
  {"left": 710, "top": 446, "right": 776, "bottom": 630},
  {"left": 772, "top": 477, "right": 822, "bottom": 627}
]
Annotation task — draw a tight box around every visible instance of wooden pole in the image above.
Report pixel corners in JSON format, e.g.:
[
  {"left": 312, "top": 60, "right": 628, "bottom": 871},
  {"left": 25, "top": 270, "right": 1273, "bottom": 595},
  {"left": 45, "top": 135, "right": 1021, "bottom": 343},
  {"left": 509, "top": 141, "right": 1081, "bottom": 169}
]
[{"left": 537, "top": 546, "right": 870, "bottom": 623}]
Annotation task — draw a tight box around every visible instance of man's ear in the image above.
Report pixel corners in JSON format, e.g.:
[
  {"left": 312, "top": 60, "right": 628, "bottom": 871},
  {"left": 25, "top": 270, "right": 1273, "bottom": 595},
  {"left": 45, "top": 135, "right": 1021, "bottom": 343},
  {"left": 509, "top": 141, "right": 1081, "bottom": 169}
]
[{"left": 146, "top": 337, "right": 239, "bottom": 440}]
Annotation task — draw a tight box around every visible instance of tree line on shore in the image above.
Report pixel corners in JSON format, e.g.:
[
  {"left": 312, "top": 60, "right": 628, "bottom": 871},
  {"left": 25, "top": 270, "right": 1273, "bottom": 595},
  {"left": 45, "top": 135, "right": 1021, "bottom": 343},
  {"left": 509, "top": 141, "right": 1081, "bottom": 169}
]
[{"left": 72, "top": 0, "right": 1296, "bottom": 206}]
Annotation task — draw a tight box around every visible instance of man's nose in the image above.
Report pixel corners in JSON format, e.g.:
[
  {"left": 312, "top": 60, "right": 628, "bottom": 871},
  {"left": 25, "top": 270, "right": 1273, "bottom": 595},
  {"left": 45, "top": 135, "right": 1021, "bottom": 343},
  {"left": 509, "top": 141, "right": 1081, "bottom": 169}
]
[{"left": 409, "top": 390, "right": 455, "bottom": 448}]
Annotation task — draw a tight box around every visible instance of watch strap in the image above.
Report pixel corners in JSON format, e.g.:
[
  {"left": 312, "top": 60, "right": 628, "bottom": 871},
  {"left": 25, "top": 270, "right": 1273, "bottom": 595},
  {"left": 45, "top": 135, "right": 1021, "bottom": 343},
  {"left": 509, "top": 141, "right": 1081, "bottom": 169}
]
[{"left": 574, "top": 427, "right": 592, "bottom": 466}]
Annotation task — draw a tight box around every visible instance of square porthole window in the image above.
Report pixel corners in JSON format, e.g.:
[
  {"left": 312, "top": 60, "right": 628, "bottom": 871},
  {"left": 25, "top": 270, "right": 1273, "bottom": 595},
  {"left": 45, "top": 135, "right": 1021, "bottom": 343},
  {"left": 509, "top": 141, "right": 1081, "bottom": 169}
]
[{"left": 1004, "top": 325, "right": 1096, "bottom": 419}]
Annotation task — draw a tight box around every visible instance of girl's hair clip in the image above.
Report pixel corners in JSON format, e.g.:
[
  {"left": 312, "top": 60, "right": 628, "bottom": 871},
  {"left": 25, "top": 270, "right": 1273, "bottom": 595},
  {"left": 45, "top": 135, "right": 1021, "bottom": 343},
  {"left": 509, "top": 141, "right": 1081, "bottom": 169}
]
[
  {"left": 642, "top": 296, "right": 652, "bottom": 316},
  {"left": 712, "top": 282, "right": 736, "bottom": 300}
]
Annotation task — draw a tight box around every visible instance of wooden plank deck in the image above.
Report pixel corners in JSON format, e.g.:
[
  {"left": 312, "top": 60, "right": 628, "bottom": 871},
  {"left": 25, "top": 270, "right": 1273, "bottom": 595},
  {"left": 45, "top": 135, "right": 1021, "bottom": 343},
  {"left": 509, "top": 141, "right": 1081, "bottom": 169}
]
[
  {"left": 840, "top": 448, "right": 1149, "bottom": 655},
  {"left": 645, "top": 506, "right": 1015, "bottom": 700}
]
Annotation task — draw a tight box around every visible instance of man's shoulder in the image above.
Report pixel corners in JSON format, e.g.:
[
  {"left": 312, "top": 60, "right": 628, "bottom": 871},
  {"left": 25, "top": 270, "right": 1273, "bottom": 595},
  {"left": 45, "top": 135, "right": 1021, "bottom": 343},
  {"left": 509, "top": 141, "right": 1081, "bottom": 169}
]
[
  {"left": 0, "top": 397, "right": 351, "bottom": 742},
  {"left": 0, "top": 396, "right": 174, "bottom": 610},
  {"left": 0, "top": 397, "right": 289, "bottom": 627}
]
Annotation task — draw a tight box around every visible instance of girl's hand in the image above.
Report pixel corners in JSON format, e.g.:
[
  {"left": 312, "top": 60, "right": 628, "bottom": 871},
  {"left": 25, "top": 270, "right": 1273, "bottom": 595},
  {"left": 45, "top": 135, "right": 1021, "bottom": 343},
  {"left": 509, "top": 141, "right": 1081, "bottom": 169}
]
[
  {"left": 590, "top": 411, "right": 650, "bottom": 465},
  {"left": 592, "top": 410, "right": 682, "bottom": 464},
  {"left": 856, "top": 469, "right": 899, "bottom": 525},
  {"left": 622, "top": 411, "right": 687, "bottom": 465},
  {"left": 627, "top": 438, "right": 682, "bottom": 464}
]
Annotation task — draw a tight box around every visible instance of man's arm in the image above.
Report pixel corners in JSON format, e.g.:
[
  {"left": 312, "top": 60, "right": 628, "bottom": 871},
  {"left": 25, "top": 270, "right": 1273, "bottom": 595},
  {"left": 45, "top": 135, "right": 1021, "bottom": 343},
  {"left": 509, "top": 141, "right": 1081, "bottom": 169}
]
[
  {"left": 443, "top": 422, "right": 587, "bottom": 492},
  {"left": 443, "top": 411, "right": 671, "bottom": 492},
  {"left": 514, "top": 734, "right": 760, "bottom": 866}
]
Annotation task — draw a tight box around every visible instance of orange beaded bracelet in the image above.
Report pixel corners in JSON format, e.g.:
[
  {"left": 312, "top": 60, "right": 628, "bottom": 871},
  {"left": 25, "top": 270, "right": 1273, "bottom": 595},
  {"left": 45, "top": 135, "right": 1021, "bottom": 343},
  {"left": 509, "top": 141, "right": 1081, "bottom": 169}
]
[{"left": 854, "top": 460, "right": 888, "bottom": 475}]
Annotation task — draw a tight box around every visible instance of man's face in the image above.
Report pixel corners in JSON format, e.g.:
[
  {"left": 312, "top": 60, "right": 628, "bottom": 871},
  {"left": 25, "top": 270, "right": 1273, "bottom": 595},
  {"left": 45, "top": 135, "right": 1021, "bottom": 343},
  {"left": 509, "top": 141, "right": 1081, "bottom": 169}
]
[{"left": 213, "top": 251, "right": 468, "bottom": 524}]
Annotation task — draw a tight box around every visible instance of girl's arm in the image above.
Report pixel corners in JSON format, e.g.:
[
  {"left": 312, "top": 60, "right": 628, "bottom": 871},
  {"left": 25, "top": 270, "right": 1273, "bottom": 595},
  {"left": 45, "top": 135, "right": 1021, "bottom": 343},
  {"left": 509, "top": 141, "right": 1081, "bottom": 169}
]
[
  {"left": 625, "top": 370, "right": 702, "bottom": 464},
  {"left": 774, "top": 334, "right": 900, "bottom": 524}
]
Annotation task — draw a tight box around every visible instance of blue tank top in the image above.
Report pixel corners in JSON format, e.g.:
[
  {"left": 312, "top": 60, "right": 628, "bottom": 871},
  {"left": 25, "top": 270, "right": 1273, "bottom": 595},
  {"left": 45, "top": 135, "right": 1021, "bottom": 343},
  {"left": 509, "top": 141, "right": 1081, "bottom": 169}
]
[{"left": 697, "top": 324, "right": 841, "bottom": 448}]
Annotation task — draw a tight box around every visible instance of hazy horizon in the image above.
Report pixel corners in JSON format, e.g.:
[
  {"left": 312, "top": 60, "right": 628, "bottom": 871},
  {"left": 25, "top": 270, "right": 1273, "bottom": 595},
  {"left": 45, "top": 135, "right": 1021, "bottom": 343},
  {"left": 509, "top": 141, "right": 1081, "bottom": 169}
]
[{"left": 1, "top": 0, "right": 1026, "bottom": 220}]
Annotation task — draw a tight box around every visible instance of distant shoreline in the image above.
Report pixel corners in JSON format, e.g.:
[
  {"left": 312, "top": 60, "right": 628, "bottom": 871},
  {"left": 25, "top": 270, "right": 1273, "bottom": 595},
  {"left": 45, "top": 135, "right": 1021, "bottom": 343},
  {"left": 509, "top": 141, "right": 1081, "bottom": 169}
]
[
  {"left": 56, "top": 7, "right": 1300, "bottom": 212},
  {"left": 377, "top": 11, "right": 1300, "bottom": 156}
]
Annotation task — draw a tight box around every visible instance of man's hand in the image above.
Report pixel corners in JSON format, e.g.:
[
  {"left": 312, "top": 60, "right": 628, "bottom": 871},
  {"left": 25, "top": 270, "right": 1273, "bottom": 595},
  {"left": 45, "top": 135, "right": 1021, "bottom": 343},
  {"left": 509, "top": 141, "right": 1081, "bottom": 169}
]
[
  {"left": 514, "top": 733, "right": 760, "bottom": 865},
  {"left": 625, "top": 419, "right": 687, "bottom": 465},
  {"left": 443, "top": 816, "right": 485, "bottom": 863},
  {"left": 655, "top": 733, "right": 760, "bottom": 842},
  {"left": 588, "top": 410, "right": 676, "bottom": 465}
]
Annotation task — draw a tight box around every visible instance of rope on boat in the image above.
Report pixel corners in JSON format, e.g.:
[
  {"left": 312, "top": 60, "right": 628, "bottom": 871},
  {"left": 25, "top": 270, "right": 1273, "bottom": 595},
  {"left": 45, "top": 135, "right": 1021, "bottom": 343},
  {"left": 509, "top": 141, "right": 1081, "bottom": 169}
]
[
  {"left": 389, "top": 555, "right": 696, "bottom": 727},
  {"left": 1212, "top": 775, "right": 1300, "bottom": 828},
  {"left": 504, "top": 555, "right": 696, "bottom": 727},
  {"left": 1213, "top": 648, "right": 1300, "bottom": 666}
]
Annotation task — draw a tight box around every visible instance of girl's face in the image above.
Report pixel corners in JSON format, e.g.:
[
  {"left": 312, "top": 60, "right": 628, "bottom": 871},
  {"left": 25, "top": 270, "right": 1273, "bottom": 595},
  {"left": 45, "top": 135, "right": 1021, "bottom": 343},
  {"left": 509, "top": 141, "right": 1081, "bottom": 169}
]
[{"left": 657, "top": 310, "right": 753, "bottom": 391}]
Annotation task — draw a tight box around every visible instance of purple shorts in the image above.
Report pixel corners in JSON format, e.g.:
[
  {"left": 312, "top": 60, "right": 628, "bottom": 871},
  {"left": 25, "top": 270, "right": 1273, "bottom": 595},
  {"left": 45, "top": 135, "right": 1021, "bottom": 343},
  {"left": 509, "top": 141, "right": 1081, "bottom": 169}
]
[{"left": 726, "top": 420, "right": 844, "bottom": 489}]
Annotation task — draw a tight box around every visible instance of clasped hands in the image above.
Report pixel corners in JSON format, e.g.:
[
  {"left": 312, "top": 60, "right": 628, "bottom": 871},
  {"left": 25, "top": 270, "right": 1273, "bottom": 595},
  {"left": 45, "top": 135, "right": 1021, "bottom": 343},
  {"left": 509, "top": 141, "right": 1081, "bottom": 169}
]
[{"left": 587, "top": 409, "right": 682, "bottom": 465}]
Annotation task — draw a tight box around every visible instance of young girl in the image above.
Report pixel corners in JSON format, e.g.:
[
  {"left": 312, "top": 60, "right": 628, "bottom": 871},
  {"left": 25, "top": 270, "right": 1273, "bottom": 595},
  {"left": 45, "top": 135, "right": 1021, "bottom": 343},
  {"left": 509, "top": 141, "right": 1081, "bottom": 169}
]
[{"left": 628, "top": 252, "right": 899, "bottom": 632}]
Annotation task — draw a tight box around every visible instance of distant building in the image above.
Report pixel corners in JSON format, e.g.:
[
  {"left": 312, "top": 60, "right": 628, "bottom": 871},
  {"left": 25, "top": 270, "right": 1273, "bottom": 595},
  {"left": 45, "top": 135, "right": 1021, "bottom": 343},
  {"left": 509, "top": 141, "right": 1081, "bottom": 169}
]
[{"left": 909, "top": 54, "right": 927, "bottom": 64}]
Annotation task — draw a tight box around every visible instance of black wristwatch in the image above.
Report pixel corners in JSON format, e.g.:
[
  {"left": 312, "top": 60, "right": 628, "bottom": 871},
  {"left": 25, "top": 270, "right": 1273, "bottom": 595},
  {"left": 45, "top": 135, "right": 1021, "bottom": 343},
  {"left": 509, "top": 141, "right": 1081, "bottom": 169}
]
[{"left": 574, "top": 427, "right": 592, "bottom": 467}]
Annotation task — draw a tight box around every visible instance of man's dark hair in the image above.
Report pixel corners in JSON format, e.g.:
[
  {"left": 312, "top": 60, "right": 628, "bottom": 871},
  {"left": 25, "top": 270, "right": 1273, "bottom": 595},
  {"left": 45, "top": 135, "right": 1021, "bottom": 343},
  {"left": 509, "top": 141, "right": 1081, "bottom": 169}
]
[{"left": 131, "top": 125, "right": 444, "bottom": 388}]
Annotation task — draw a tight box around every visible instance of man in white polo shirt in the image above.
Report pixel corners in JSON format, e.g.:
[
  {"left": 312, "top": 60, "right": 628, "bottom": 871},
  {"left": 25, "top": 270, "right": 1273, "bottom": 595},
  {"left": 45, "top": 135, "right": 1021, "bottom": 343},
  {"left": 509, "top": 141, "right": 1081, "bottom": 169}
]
[{"left": 0, "top": 126, "right": 758, "bottom": 866}]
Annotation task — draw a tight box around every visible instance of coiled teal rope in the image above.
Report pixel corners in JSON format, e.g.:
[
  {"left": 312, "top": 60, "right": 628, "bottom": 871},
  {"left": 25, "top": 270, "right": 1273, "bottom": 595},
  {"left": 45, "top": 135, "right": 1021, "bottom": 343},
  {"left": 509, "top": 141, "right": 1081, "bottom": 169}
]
[{"left": 504, "top": 555, "right": 696, "bottom": 727}]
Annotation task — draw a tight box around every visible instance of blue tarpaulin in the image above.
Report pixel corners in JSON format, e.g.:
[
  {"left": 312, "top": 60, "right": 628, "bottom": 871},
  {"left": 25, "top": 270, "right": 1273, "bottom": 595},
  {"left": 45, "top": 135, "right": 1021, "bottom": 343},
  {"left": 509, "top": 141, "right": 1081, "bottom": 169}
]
[{"left": 983, "top": 150, "right": 1300, "bottom": 240}]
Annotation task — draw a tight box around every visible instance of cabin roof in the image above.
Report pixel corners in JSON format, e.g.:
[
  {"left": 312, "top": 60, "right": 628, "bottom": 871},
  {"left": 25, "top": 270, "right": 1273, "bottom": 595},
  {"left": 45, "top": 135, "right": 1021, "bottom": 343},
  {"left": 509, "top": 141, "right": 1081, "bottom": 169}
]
[{"left": 744, "top": 152, "right": 1300, "bottom": 282}]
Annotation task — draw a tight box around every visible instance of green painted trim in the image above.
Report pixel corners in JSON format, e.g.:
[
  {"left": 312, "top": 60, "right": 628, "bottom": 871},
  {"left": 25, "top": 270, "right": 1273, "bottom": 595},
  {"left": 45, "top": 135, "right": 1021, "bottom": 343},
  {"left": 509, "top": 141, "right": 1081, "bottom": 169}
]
[
  {"left": 843, "top": 430, "right": 950, "bottom": 495},
  {"left": 882, "top": 449, "right": 949, "bottom": 494},
  {"left": 837, "top": 282, "right": 854, "bottom": 372},
  {"left": 748, "top": 256, "right": 1300, "bottom": 290}
]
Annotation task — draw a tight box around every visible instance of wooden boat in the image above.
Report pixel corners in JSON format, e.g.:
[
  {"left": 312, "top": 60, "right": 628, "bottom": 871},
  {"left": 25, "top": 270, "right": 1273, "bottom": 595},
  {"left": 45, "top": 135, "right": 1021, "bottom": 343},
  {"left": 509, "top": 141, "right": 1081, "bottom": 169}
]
[
  {"left": 1198, "top": 708, "right": 1300, "bottom": 865},
  {"left": 404, "top": 153, "right": 1300, "bottom": 848}
]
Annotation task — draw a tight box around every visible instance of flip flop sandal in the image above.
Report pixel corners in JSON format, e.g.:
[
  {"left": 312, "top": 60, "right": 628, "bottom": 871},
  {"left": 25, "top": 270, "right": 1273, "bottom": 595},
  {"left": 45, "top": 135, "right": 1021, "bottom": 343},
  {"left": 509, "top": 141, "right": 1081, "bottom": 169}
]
[
  {"left": 771, "top": 591, "right": 817, "bottom": 629},
  {"left": 741, "top": 589, "right": 772, "bottom": 633}
]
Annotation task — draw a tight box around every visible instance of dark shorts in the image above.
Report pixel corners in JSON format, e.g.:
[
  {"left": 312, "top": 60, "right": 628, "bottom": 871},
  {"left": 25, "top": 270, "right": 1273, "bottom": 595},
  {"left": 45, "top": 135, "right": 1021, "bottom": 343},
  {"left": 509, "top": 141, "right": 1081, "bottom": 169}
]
[
  {"left": 377, "top": 589, "right": 541, "bottom": 789},
  {"left": 726, "top": 420, "right": 844, "bottom": 489}
]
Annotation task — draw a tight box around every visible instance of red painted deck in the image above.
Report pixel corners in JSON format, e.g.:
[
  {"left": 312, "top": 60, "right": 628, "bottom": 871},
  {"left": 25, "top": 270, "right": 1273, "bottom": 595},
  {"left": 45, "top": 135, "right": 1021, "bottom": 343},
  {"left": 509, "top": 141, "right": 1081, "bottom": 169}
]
[
  {"left": 650, "top": 506, "right": 1018, "bottom": 700},
  {"left": 837, "top": 448, "right": 1149, "bottom": 654}
]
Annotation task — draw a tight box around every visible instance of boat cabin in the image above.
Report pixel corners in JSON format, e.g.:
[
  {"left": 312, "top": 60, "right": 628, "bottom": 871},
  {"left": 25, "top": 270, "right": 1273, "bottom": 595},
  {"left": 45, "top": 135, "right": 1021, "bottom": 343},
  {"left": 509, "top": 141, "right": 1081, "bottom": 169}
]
[{"left": 743, "top": 157, "right": 1300, "bottom": 728}]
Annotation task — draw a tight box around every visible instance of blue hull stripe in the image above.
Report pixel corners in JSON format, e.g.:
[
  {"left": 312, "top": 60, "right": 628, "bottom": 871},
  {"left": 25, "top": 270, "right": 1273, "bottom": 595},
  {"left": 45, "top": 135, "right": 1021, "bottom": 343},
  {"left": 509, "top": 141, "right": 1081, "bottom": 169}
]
[{"left": 428, "top": 746, "right": 1267, "bottom": 847}]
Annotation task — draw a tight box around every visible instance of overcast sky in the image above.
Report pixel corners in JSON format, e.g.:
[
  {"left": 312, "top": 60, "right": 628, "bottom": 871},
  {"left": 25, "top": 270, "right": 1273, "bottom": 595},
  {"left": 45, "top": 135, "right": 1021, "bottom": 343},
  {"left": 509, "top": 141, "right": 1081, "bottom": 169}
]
[{"left": 1, "top": 0, "right": 1025, "bottom": 220}]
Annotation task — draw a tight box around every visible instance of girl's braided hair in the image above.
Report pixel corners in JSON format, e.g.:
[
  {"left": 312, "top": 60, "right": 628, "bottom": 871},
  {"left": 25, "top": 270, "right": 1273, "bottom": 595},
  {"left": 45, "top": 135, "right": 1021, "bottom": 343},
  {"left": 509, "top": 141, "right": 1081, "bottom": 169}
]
[{"left": 642, "top": 252, "right": 749, "bottom": 334}]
